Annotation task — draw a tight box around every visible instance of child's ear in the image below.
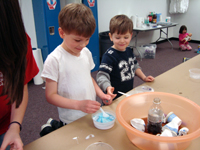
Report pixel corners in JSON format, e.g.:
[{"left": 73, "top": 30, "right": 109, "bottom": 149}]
[
  {"left": 131, "top": 33, "right": 133, "bottom": 38},
  {"left": 109, "top": 33, "right": 113, "bottom": 41},
  {"left": 58, "top": 27, "right": 64, "bottom": 39}
]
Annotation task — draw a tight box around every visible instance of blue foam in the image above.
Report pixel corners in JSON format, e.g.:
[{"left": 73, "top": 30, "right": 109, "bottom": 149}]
[{"left": 93, "top": 113, "right": 115, "bottom": 123}]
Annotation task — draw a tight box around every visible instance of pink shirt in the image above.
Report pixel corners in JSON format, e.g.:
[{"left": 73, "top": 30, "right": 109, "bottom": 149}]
[{"left": 179, "top": 33, "right": 189, "bottom": 46}]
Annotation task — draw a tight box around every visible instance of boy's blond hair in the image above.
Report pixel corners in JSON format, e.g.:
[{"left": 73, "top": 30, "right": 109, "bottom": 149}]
[
  {"left": 109, "top": 15, "right": 133, "bottom": 35},
  {"left": 58, "top": 3, "right": 96, "bottom": 37}
]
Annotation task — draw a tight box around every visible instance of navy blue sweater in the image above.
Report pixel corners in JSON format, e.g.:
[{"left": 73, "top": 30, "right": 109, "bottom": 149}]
[{"left": 98, "top": 47, "right": 139, "bottom": 99}]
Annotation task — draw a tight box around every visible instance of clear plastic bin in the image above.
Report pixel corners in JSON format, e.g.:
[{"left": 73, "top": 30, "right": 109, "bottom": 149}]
[{"left": 134, "top": 44, "right": 157, "bottom": 59}]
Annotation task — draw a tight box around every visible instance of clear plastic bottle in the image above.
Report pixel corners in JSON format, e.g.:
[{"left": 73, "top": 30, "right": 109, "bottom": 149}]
[{"left": 147, "top": 98, "right": 164, "bottom": 135}]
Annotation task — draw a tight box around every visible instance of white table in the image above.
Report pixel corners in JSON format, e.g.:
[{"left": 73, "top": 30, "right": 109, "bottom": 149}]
[{"left": 132, "top": 23, "right": 178, "bottom": 60}]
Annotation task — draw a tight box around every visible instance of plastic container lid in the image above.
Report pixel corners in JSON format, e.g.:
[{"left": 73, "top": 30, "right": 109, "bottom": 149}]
[
  {"left": 189, "top": 68, "right": 200, "bottom": 79},
  {"left": 135, "top": 85, "right": 154, "bottom": 93}
]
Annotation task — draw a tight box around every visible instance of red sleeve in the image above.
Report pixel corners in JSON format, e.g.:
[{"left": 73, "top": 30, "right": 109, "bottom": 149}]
[{"left": 25, "top": 34, "right": 39, "bottom": 84}]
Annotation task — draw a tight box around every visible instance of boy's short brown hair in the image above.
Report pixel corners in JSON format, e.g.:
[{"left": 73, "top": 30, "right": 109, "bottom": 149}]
[
  {"left": 58, "top": 3, "right": 96, "bottom": 37},
  {"left": 109, "top": 15, "right": 133, "bottom": 35}
]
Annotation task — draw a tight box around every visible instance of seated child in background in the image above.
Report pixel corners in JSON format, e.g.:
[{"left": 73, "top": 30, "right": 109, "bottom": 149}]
[
  {"left": 179, "top": 25, "right": 192, "bottom": 51},
  {"left": 40, "top": 3, "right": 111, "bottom": 136},
  {"left": 96, "top": 14, "right": 154, "bottom": 102}
]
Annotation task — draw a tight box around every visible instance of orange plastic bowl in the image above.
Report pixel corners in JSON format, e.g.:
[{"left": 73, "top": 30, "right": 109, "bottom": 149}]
[{"left": 116, "top": 92, "right": 200, "bottom": 150}]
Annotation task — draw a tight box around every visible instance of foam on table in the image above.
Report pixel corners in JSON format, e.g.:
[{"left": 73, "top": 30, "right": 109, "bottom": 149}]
[{"left": 93, "top": 113, "right": 115, "bottom": 123}]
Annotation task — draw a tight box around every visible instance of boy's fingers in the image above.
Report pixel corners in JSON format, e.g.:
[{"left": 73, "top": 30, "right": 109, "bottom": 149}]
[{"left": 91, "top": 100, "right": 101, "bottom": 106}]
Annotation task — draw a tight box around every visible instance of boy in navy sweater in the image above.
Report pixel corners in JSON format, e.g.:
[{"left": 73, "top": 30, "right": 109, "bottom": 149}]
[{"left": 97, "top": 15, "right": 154, "bottom": 104}]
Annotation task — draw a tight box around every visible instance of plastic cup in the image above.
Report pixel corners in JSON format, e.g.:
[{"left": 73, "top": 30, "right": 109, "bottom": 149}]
[
  {"left": 165, "top": 112, "right": 182, "bottom": 126},
  {"left": 160, "top": 129, "right": 176, "bottom": 137},
  {"left": 92, "top": 109, "right": 116, "bottom": 130},
  {"left": 130, "top": 118, "right": 145, "bottom": 132},
  {"left": 179, "top": 127, "right": 189, "bottom": 136},
  {"left": 85, "top": 142, "right": 114, "bottom": 150},
  {"left": 162, "top": 121, "right": 179, "bottom": 135},
  {"left": 144, "top": 18, "right": 149, "bottom": 24}
]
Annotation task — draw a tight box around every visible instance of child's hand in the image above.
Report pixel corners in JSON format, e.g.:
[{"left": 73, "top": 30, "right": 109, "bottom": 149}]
[
  {"left": 188, "top": 33, "right": 192, "bottom": 37},
  {"left": 102, "top": 94, "right": 112, "bottom": 105},
  {"left": 101, "top": 86, "right": 117, "bottom": 105},
  {"left": 78, "top": 100, "right": 101, "bottom": 114},
  {"left": 143, "top": 76, "right": 154, "bottom": 82},
  {"left": 107, "top": 86, "right": 117, "bottom": 100}
]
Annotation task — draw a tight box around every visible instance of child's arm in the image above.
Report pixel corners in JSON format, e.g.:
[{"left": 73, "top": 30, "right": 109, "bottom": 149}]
[
  {"left": 45, "top": 78, "right": 100, "bottom": 113},
  {"left": 187, "top": 33, "right": 192, "bottom": 42},
  {"left": 92, "top": 77, "right": 113, "bottom": 105},
  {"left": 135, "top": 68, "right": 154, "bottom": 82},
  {"left": 96, "top": 71, "right": 116, "bottom": 104},
  {"left": 179, "top": 34, "right": 186, "bottom": 42}
]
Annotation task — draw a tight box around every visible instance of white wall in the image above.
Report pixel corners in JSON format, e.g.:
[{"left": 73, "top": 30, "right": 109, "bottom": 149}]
[
  {"left": 60, "top": 0, "right": 81, "bottom": 8},
  {"left": 97, "top": 0, "right": 169, "bottom": 32},
  {"left": 172, "top": 0, "right": 200, "bottom": 41},
  {"left": 20, "top": 0, "right": 199, "bottom": 49},
  {"left": 19, "top": 0, "right": 37, "bottom": 48},
  {"left": 97, "top": 0, "right": 171, "bottom": 46},
  {"left": 97, "top": 0, "right": 199, "bottom": 45}
]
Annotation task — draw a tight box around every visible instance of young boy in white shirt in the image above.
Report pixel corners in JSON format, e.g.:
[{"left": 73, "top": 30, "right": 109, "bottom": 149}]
[{"left": 40, "top": 3, "right": 111, "bottom": 136}]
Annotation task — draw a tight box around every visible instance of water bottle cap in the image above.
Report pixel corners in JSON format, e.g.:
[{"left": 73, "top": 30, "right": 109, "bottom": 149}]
[{"left": 153, "top": 98, "right": 161, "bottom": 104}]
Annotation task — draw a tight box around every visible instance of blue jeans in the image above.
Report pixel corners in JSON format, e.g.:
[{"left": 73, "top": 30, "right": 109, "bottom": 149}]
[{"left": 0, "top": 133, "right": 10, "bottom": 150}]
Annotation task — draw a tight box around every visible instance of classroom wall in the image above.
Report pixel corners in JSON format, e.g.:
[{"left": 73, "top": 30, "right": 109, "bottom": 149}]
[
  {"left": 97, "top": 0, "right": 170, "bottom": 46},
  {"left": 60, "top": 0, "right": 81, "bottom": 6},
  {"left": 172, "top": 0, "right": 200, "bottom": 41},
  {"left": 19, "top": 0, "right": 37, "bottom": 48},
  {"left": 20, "top": 0, "right": 199, "bottom": 49}
]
